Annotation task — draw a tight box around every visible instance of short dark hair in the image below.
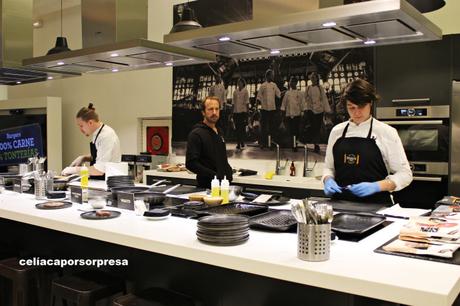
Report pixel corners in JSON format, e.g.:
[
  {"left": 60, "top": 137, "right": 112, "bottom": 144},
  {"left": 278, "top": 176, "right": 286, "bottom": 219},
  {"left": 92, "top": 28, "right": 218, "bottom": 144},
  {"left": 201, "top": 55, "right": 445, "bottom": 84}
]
[
  {"left": 201, "top": 96, "right": 221, "bottom": 111},
  {"left": 237, "top": 78, "right": 246, "bottom": 87},
  {"left": 341, "top": 79, "right": 380, "bottom": 107},
  {"left": 76, "top": 103, "right": 99, "bottom": 121}
]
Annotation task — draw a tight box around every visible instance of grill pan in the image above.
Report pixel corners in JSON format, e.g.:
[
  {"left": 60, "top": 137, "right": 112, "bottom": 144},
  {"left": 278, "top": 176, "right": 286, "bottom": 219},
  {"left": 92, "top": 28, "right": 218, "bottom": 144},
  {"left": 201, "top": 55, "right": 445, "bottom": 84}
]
[{"left": 249, "top": 210, "right": 297, "bottom": 232}]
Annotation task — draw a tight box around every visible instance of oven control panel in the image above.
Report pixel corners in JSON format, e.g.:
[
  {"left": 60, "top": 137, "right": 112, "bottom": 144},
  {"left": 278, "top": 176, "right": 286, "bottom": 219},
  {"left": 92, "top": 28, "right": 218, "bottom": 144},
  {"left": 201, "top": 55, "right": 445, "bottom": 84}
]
[{"left": 396, "top": 108, "right": 427, "bottom": 117}]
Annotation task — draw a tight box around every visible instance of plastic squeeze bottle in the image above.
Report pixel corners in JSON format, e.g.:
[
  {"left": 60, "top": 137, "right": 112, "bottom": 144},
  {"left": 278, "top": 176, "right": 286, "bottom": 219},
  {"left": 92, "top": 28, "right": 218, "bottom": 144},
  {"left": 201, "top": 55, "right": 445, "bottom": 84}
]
[
  {"left": 80, "top": 165, "right": 89, "bottom": 203},
  {"left": 211, "top": 176, "right": 220, "bottom": 197},
  {"left": 220, "top": 176, "right": 229, "bottom": 204}
]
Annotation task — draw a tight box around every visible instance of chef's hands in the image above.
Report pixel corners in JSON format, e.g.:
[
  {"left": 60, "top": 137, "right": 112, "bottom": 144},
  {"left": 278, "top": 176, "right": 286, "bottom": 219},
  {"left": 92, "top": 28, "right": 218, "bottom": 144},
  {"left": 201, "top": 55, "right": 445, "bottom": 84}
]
[
  {"left": 70, "top": 155, "right": 86, "bottom": 167},
  {"left": 324, "top": 177, "right": 342, "bottom": 196},
  {"left": 348, "top": 182, "right": 381, "bottom": 197},
  {"left": 61, "top": 166, "right": 79, "bottom": 176}
]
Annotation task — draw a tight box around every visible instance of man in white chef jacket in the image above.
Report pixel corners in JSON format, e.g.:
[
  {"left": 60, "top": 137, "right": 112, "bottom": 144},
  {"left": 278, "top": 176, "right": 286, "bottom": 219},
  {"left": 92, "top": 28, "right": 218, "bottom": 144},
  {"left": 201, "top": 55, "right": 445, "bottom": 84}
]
[{"left": 61, "top": 103, "right": 121, "bottom": 180}]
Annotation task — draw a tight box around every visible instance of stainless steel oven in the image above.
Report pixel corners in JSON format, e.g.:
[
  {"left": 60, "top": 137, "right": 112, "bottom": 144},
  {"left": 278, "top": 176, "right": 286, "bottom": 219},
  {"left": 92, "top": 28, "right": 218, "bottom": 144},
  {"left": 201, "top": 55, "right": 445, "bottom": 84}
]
[{"left": 376, "top": 105, "right": 450, "bottom": 209}]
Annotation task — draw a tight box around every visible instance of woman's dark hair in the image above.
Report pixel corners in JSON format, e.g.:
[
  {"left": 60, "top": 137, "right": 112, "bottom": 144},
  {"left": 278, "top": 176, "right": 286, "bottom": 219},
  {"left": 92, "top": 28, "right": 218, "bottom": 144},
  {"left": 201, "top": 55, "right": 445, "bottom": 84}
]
[
  {"left": 76, "top": 103, "right": 99, "bottom": 122},
  {"left": 237, "top": 78, "right": 246, "bottom": 87},
  {"left": 341, "top": 79, "right": 380, "bottom": 107}
]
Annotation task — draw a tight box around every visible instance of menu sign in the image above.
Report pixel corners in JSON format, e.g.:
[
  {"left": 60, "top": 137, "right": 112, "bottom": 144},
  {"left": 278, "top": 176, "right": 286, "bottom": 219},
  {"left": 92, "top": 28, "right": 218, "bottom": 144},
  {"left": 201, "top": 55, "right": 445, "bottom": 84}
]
[
  {"left": 117, "top": 193, "right": 135, "bottom": 210},
  {"left": 70, "top": 186, "right": 83, "bottom": 204},
  {"left": 0, "top": 124, "right": 44, "bottom": 166}
]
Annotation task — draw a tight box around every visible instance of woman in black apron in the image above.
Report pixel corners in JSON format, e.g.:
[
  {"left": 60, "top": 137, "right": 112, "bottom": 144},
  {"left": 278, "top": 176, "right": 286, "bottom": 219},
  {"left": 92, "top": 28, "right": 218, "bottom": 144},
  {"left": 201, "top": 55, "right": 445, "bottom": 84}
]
[{"left": 322, "top": 79, "right": 412, "bottom": 205}]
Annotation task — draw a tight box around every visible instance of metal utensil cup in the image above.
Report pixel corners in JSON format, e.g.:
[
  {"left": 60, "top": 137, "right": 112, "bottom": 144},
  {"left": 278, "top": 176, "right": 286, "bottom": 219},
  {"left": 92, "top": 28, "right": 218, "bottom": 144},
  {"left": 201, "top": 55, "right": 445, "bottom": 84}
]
[
  {"left": 297, "top": 223, "right": 331, "bottom": 261},
  {"left": 34, "top": 176, "right": 47, "bottom": 200}
]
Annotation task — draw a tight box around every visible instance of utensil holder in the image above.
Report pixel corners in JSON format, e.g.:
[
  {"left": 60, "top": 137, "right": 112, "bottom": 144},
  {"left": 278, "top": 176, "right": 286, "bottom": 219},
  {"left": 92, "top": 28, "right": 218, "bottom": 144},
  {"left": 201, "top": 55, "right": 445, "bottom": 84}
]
[
  {"left": 297, "top": 223, "right": 330, "bottom": 262},
  {"left": 34, "top": 178, "right": 46, "bottom": 200}
]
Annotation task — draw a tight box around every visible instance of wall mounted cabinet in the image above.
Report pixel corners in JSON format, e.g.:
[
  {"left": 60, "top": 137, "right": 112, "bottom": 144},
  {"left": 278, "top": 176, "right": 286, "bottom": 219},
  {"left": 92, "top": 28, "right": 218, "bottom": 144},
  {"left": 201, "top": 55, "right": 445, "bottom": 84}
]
[{"left": 375, "top": 36, "right": 453, "bottom": 106}]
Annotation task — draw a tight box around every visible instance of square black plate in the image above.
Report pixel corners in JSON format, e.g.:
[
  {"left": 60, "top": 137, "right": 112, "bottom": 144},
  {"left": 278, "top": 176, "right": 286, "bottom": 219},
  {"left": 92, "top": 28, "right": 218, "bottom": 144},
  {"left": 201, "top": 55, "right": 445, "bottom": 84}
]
[{"left": 332, "top": 213, "right": 385, "bottom": 235}]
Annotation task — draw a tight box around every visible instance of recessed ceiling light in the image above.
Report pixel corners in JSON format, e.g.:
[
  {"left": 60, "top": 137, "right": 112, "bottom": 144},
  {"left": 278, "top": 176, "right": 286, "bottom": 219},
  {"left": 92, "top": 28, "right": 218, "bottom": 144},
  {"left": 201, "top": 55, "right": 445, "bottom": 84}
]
[
  {"left": 322, "top": 21, "right": 336, "bottom": 27},
  {"left": 16, "top": 81, "right": 21, "bottom": 84},
  {"left": 47, "top": 76, "right": 53, "bottom": 80},
  {"left": 57, "top": 61, "right": 65, "bottom": 65},
  {"left": 270, "top": 50, "right": 280, "bottom": 55},
  {"left": 364, "top": 40, "right": 376, "bottom": 45},
  {"left": 111, "top": 68, "right": 119, "bottom": 72},
  {"left": 218, "top": 36, "right": 231, "bottom": 42},
  {"left": 110, "top": 53, "right": 119, "bottom": 57},
  {"left": 165, "top": 62, "right": 173, "bottom": 66}
]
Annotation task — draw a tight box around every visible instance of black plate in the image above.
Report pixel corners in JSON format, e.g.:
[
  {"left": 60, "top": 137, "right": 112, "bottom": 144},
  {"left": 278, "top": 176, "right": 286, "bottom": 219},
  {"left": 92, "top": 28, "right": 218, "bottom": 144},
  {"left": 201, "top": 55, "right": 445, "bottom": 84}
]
[
  {"left": 198, "top": 214, "right": 249, "bottom": 226},
  {"left": 197, "top": 235, "right": 249, "bottom": 246},
  {"left": 80, "top": 210, "right": 121, "bottom": 220},
  {"left": 312, "top": 198, "right": 386, "bottom": 213},
  {"left": 249, "top": 210, "right": 297, "bottom": 232},
  {"left": 199, "top": 203, "right": 268, "bottom": 217},
  {"left": 35, "top": 201, "right": 72, "bottom": 210},
  {"left": 332, "top": 213, "right": 385, "bottom": 234}
]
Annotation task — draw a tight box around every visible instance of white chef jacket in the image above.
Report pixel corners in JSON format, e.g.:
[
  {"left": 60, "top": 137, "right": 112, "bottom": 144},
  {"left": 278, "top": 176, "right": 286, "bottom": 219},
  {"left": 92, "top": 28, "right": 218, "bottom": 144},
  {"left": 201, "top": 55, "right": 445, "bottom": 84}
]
[
  {"left": 257, "top": 81, "right": 281, "bottom": 111},
  {"left": 233, "top": 88, "right": 249, "bottom": 113},
  {"left": 304, "top": 85, "right": 330, "bottom": 114},
  {"left": 281, "top": 89, "right": 304, "bottom": 117},
  {"left": 92, "top": 124, "right": 121, "bottom": 173},
  {"left": 322, "top": 116, "right": 413, "bottom": 191},
  {"left": 209, "top": 83, "right": 227, "bottom": 108}
]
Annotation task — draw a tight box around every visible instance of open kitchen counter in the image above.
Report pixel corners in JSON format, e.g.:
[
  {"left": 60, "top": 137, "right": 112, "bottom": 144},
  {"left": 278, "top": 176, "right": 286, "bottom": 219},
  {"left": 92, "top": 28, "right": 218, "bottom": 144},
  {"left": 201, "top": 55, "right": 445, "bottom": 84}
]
[{"left": 1, "top": 190, "right": 459, "bottom": 306}]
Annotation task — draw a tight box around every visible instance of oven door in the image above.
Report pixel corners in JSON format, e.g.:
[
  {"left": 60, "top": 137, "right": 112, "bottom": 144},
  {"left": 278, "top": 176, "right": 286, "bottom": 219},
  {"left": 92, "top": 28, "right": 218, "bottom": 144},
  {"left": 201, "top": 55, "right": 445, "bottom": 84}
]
[
  {"left": 393, "top": 175, "right": 448, "bottom": 210},
  {"left": 382, "top": 120, "right": 449, "bottom": 163}
]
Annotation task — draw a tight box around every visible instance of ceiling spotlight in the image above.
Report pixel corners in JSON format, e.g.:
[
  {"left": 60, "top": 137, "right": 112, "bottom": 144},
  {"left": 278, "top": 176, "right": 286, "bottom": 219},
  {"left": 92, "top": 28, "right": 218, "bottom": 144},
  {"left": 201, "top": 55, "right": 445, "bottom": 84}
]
[
  {"left": 16, "top": 81, "right": 21, "bottom": 84},
  {"left": 57, "top": 61, "right": 65, "bottom": 65},
  {"left": 270, "top": 50, "right": 280, "bottom": 55},
  {"left": 165, "top": 62, "right": 173, "bottom": 66},
  {"left": 110, "top": 53, "right": 119, "bottom": 57},
  {"left": 219, "top": 36, "right": 231, "bottom": 42},
  {"left": 364, "top": 40, "right": 376, "bottom": 45},
  {"left": 322, "top": 21, "right": 336, "bottom": 27},
  {"left": 111, "top": 68, "right": 119, "bottom": 72},
  {"left": 47, "top": 76, "right": 53, "bottom": 80}
]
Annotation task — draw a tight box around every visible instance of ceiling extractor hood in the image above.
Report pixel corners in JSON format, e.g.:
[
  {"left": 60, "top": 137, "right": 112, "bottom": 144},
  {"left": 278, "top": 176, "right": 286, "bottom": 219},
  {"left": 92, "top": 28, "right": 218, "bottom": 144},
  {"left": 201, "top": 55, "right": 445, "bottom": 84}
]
[
  {"left": 163, "top": 0, "right": 442, "bottom": 61},
  {"left": 0, "top": 0, "right": 79, "bottom": 86},
  {"left": 23, "top": 0, "right": 215, "bottom": 74}
]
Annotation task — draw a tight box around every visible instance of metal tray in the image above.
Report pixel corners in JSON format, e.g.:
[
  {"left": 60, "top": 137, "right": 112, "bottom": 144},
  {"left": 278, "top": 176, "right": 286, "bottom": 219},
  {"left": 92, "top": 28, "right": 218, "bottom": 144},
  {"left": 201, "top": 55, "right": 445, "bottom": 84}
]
[
  {"left": 331, "top": 213, "right": 385, "bottom": 235},
  {"left": 199, "top": 203, "right": 268, "bottom": 217},
  {"left": 249, "top": 210, "right": 297, "bottom": 232}
]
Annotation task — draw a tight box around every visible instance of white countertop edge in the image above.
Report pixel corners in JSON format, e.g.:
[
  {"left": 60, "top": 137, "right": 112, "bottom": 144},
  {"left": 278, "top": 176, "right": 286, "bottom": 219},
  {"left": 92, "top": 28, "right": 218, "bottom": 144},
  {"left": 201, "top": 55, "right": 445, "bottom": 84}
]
[
  {"left": 144, "top": 170, "right": 324, "bottom": 191},
  {"left": 1, "top": 192, "right": 459, "bottom": 306}
]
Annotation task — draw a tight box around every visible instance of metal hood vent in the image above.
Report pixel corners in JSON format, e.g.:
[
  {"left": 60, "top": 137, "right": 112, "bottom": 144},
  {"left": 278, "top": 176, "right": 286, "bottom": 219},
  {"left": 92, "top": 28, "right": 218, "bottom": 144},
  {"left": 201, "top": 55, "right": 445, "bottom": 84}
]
[
  {"left": 23, "top": 0, "right": 215, "bottom": 74},
  {"left": 163, "top": 0, "right": 442, "bottom": 60},
  {"left": 0, "top": 0, "right": 79, "bottom": 86}
]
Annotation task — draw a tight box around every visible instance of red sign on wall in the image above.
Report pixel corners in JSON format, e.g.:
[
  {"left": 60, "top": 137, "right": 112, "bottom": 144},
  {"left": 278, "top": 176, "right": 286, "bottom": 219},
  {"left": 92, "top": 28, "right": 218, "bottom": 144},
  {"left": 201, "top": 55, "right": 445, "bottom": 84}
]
[{"left": 146, "top": 126, "right": 169, "bottom": 155}]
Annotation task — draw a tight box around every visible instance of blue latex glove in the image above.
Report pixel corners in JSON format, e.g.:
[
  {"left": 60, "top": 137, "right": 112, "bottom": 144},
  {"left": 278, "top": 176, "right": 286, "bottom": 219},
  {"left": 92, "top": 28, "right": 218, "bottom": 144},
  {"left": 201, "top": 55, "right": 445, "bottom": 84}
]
[
  {"left": 348, "top": 182, "right": 381, "bottom": 197},
  {"left": 324, "top": 177, "right": 342, "bottom": 196}
]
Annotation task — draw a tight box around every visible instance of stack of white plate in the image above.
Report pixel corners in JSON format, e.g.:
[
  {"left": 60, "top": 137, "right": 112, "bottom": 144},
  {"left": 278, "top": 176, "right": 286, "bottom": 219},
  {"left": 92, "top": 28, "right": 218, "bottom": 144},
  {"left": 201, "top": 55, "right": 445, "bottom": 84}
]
[{"left": 196, "top": 215, "right": 249, "bottom": 246}]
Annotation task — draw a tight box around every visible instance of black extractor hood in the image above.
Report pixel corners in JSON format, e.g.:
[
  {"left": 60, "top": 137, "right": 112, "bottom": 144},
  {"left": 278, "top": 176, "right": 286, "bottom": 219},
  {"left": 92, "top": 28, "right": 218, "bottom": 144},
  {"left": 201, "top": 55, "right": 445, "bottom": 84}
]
[
  {"left": 23, "top": 0, "right": 216, "bottom": 74},
  {"left": 163, "top": 0, "right": 443, "bottom": 60}
]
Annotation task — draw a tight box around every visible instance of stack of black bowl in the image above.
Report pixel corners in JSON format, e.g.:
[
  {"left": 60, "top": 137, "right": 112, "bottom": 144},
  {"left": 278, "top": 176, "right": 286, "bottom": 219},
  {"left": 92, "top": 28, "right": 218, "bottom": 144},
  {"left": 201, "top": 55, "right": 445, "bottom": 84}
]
[{"left": 197, "top": 215, "right": 249, "bottom": 246}]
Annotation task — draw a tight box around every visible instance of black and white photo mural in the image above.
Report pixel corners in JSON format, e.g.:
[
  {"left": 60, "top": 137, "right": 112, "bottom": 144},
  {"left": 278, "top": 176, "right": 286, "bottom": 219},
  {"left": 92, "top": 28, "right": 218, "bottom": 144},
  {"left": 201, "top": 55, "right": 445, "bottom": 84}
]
[
  {"left": 170, "top": 0, "right": 374, "bottom": 159},
  {"left": 171, "top": 48, "right": 374, "bottom": 158}
]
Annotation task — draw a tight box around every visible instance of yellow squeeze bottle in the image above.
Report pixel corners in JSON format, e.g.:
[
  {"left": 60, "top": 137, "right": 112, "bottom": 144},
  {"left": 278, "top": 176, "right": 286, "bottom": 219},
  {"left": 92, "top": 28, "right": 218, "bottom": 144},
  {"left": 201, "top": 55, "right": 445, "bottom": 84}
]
[
  {"left": 80, "top": 165, "right": 89, "bottom": 203},
  {"left": 211, "top": 176, "right": 220, "bottom": 197},
  {"left": 220, "top": 176, "right": 229, "bottom": 204}
]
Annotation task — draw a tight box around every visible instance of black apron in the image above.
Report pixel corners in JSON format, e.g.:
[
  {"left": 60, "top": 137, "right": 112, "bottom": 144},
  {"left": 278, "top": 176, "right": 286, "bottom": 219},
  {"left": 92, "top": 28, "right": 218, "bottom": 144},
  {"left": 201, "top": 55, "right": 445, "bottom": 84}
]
[
  {"left": 332, "top": 118, "right": 392, "bottom": 205},
  {"left": 89, "top": 124, "right": 105, "bottom": 180}
]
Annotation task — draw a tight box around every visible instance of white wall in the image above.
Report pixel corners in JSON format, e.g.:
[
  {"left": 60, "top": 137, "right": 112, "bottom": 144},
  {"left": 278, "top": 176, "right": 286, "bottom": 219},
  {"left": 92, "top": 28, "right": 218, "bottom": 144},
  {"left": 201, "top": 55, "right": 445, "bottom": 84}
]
[
  {"left": 426, "top": 1, "right": 460, "bottom": 35},
  {"left": 7, "top": 0, "right": 174, "bottom": 170}
]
